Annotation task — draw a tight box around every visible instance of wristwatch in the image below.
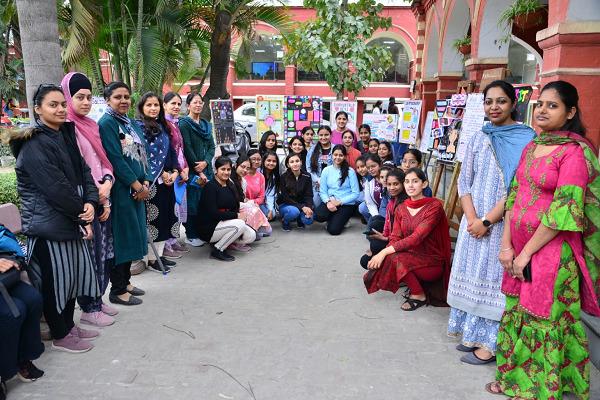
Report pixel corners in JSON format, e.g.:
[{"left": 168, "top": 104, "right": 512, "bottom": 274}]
[{"left": 481, "top": 214, "right": 492, "bottom": 227}]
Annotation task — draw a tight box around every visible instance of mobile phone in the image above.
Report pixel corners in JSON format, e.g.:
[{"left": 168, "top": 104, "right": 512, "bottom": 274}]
[{"left": 523, "top": 262, "right": 532, "bottom": 282}]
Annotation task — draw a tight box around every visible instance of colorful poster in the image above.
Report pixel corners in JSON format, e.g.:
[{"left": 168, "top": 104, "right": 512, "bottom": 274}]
[
  {"left": 284, "top": 96, "right": 322, "bottom": 141},
  {"left": 419, "top": 111, "right": 435, "bottom": 153},
  {"left": 456, "top": 93, "right": 485, "bottom": 162},
  {"left": 256, "top": 95, "right": 284, "bottom": 142},
  {"left": 330, "top": 101, "right": 358, "bottom": 132},
  {"left": 362, "top": 113, "right": 399, "bottom": 142},
  {"left": 209, "top": 100, "right": 236, "bottom": 145},
  {"left": 514, "top": 85, "right": 533, "bottom": 123},
  {"left": 431, "top": 95, "right": 465, "bottom": 162},
  {"left": 398, "top": 100, "right": 422, "bottom": 144},
  {"left": 88, "top": 96, "right": 107, "bottom": 122}
]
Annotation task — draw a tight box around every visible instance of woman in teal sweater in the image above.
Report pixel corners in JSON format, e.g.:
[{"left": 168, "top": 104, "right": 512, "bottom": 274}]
[
  {"left": 99, "top": 82, "right": 151, "bottom": 306},
  {"left": 315, "top": 145, "right": 360, "bottom": 235}
]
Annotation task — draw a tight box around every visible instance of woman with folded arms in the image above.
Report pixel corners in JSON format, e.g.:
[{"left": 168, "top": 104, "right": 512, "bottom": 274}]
[
  {"left": 99, "top": 81, "right": 150, "bottom": 307},
  {"left": 197, "top": 157, "right": 256, "bottom": 262},
  {"left": 277, "top": 153, "right": 314, "bottom": 231},
  {"left": 315, "top": 145, "right": 360, "bottom": 235}
]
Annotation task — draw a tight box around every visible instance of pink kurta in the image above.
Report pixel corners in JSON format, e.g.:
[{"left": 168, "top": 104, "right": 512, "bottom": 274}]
[
  {"left": 76, "top": 131, "right": 113, "bottom": 206},
  {"left": 243, "top": 172, "right": 266, "bottom": 205},
  {"left": 503, "top": 142, "right": 600, "bottom": 318}
]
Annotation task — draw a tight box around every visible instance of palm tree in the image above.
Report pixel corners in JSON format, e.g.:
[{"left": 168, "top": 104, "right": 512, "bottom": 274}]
[
  {"left": 0, "top": 0, "right": 23, "bottom": 119},
  {"left": 15, "top": 0, "right": 64, "bottom": 117},
  {"left": 195, "top": 0, "right": 291, "bottom": 119}
]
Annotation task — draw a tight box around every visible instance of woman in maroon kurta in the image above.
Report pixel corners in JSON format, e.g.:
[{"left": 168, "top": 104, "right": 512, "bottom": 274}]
[{"left": 364, "top": 168, "right": 451, "bottom": 310}]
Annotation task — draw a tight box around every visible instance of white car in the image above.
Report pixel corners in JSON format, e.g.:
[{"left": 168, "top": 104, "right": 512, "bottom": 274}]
[{"left": 233, "top": 102, "right": 257, "bottom": 144}]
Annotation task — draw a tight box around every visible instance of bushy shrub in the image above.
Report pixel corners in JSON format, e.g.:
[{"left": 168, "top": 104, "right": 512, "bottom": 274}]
[
  {"left": 0, "top": 143, "right": 12, "bottom": 157},
  {"left": 0, "top": 171, "right": 19, "bottom": 207}
]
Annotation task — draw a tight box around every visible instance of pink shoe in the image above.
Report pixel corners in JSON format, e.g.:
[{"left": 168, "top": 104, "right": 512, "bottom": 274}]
[
  {"left": 172, "top": 242, "right": 189, "bottom": 252},
  {"left": 52, "top": 333, "right": 93, "bottom": 353},
  {"left": 71, "top": 326, "right": 99, "bottom": 340},
  {"left": 80, "top": 311, "right": 115, "bottom": 327},
  {"left": 228, "top": 243, "right": 251, "bottom": 252},
  {"left": 101, "top": 303, "right": 119, "bottom": 316}
]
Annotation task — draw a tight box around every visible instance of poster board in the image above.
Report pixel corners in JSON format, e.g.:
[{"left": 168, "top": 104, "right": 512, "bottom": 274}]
[
  {"left": 398, "top": 100, "right": 422, "bottom": 144},
  {"left": 362, "top": 113, "right": 399, "bottom": 142},
  {"left": 88, "top": 97, "right": 107, "bottom": 122},
  {"left": 455, "top": 93, "right": 485, "bottom": 162},
  {"left": 419, "top": 111, "right": 435, "bottom": 153},
  {"left": 514, "top": 85, "right": 533, "bottom": 123},
  {"left": 209, "top": 100, "right": 236, "bottom": 145},
  {"left": 256, "top": 95, "right": 284, "bottom": 142},
  {"left": 330, "top": 101, "right": 358, "bottom": 132},
  {"left": 284, "top": 96, "right": 322, "bottom": 142},
  {"left": 431, "top": 94, "right": 465, "bottom": 162}
]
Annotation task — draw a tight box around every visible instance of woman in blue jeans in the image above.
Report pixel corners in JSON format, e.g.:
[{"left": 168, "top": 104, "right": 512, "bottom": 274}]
[{"left": 277, "top": 153, "right": 314, "bottom": 231}]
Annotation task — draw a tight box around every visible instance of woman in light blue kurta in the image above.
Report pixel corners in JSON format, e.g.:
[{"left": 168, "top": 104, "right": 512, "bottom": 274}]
[{"left": 447, "top": 80, "right": 535, "bottom": 365}]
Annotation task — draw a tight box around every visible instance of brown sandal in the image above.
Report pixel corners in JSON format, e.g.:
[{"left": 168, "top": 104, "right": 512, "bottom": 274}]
[{"left": 485, "top": 381, "right": 503, "bottom": 395}]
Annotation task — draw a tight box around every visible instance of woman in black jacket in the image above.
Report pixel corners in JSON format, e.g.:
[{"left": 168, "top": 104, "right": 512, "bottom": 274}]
[
  {"left": 6, "top": 84, "right": 100, "bottom": 354},
  {"left": 277, "top": 153, "right": 314, "bottom": 231},
  {"left": 197, "top": 157, "right": 256, "bottom": 262}
]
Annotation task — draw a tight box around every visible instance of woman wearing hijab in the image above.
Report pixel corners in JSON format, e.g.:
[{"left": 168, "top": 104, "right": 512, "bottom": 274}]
[
  {"left": 99, "top": 81, "right": 150, "bottom": 306},
  {"left": 60, "top": 72, "right": 119, "bottom": 327},
  {"left": 447, "top": 80, "right": 535, "bottom": 365}
]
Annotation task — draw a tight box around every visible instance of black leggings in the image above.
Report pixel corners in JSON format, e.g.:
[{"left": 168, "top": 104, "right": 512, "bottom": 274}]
[
  {"left": 315, "top": 204, "right": 356, "bottom": 235},
  {"left": 110, "top": 261, "right": 132, "bottom": 296}
]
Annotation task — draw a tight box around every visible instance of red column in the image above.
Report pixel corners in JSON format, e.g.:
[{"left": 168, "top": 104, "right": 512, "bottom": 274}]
[
  {"left": 227, "top": 60, "right": 235, "bottom": 98},
  {"left": 537, "top": 20, "right": 600, "bottom": 147},
  {"left": 465, "top": 62, "right": 508, "bottom": 86},
  {"left": 285, "top": 65, "right": 296, "bottom": 96},
  {"left": 436, "top": 75, "right": 462, "bottom": 99},
  {"left": 418, "top": 78, "right": 438, "bottom": 138}
]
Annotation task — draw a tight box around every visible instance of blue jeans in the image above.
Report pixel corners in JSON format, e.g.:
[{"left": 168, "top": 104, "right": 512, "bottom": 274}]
[
  {"left": 279, "top": 204, "right": 314, "bottom": 225},
  {"left": 259, "top": 204, "right": 277, "bottom": 220},
  {"left": 358, "top": 201, "right": 370, "bottom": 221}
]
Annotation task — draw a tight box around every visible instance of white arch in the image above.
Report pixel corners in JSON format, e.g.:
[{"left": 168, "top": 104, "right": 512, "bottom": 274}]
[
  {"left": 423, "top": 18, "right": 440, "bottom": 78},
  {"left": 370, "top": 30, "right": 415, "bottom": 61},
  {"left": 441, "top": 0, "right": 470, "bottom": 73},
  {"left": 511, "top": 34, "right": 543, "bottom": 67},
  {"left": 477, "top": 0, "right": 514, "bottom": 59}
]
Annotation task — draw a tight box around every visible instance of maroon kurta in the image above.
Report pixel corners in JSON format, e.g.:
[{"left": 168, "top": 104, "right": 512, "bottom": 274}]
[{"left": 364, "top": 199, "right": 452, "bottom": 305}]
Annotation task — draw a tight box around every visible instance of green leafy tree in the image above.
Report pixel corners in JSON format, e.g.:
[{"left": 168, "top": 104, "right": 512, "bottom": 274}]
[
  {"left": 284, "top": 0, "right": 393, "bottom": 99},
  {"left": 0, "top": 0, "right": 23, "bottom": 119}
]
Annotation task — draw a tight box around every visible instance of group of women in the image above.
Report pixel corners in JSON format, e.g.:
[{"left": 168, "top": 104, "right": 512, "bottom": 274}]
[{"left": 1, "top": 71, "right": 598, "bottom": 400}]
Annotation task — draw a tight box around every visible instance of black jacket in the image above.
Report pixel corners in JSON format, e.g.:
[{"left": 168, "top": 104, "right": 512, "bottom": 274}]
[
  {"left": 197, "top": 179, "right": 240, "bottom": 242},
  {"left": 277, "top": 171, "right": 313, "bottom": 211},
  {"left": 11, "top": 122, "right": 99, "bottom": 241}
]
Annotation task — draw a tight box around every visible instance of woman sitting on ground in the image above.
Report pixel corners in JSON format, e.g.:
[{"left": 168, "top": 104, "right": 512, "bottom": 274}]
[
  {"left": 282, "top": 135, "right": 307, "bottom": 173},
  {"left": 378, "top": 141, "right": 394, "bottom": 164},
  {"left": 315, "top": 145, "right": 360, "bottom": 235},
  {"left": 358, "top": 154, "right": 382, "bottom": 226},
  {"left": 342, "top": 130, "right": 362, "bottom": 169},
  {"left": 260, "top": 151, "right": 280, "bottom": 221},
  {"left": 306, "top": 126, "right": 333, "bottom": 207},
  {"left": 258, "top": 130, "right": 277, "bottom": 156},
  {"left": 197, "top": 157, "right": 256, "bottom": 262},
  {"left": 400, "top": 149, "right": 432, "bottom": 197},
  {"left": 363, "top": 168, "right": 451, "bottom": 311},
  {"left": 367, "top": 138, "right": 380, "bottom": 155},
  {"left": 277, "top": 153, "right": 314, "bottom": 232},
  {"left": 357, "top": 124, "right": 371, "bottom": 154},
  {"left": 301, "top": 126, "right": 315, "bottom": 151}
]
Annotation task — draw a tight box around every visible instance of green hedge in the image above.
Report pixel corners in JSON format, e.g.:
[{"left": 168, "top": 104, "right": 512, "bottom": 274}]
[
  {"left": 0, "top": 171, "right": 19, "bottom": 207},
  {"left": 0, "top": 143, "right": 12, "bottom": 157}
]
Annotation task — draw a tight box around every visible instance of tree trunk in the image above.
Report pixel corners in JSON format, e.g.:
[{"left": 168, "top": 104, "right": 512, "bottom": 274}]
[
  {"left": 200, "top": 9, "right": 232, "bottom": 120},
  {"left": 120, "top": 2, "right": 132, "bottom": 88},
  {"left": 134, "top": 0, "right": 144, "bottom": 92},
  {"left": 15, "top": 0, "right": 64, "bottom": 118},
  {"left": 107, "top": 0, "right": 123, "bottom": 81}
]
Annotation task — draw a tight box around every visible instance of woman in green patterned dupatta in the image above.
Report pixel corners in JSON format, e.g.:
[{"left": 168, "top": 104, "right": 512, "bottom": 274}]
[{"left": 486, "top": 81, "right": 600, "bottom": 399}]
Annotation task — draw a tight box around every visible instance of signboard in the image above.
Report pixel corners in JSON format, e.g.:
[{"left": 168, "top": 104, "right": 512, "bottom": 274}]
[
  {"left": 479, "top": 67, "right": 506, "bottom": 93},
  {"left": 456, "top": 93, "right": 485, "bottom": 162},
  {"left": 362, "top": 113, "right": 399, "bottom": 142},
  {"left": 284, "top": 96, "right": 322, "bottom": 142},
  {"left": 514, "top": 85, "right": 533, "bottom": 123},
  {"left": 88, "top": 96, "right": 107, "bottom": 122},
  {"left": 330, "top": 101, "right": 358, "bottom": 132},
  {"left": 209, "top": 100, "right": 236, "bottom": 145},
  {"left": 398, "top": 100, "right": 422, "bottom": 144},
  {"left": 256, "top": 95, "right": 284, "bottom": 142}
]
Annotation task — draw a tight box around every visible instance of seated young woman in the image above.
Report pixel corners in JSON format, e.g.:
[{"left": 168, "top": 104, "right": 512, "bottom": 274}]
[
  {"left": 260, "top": 151, "right": 280, "bottom": 221},
  {"left": 363, "top": 168, "right": 451, "bottom": 311},
  {"left": 258, "top": 130, "right": 277, "bottom": 157},
  {"left": 197, "top": 157, "right": 256, "bottom": 262},
  {"left": 400, "top": 149, "right": 432, "bottom": 197},
  {"left": 281, "top": 135, "right": 307, "bottom": 173},
  {"left": 378, "top": 141, "right": 394, "bottom": 165},
  {"left": 354, "top": 154, "right": 369, "bottom": 208},
  {"left": 342, "top": 130, "right": 361, "bottom": 169},
  {"left": 314, "top": 145, "right": 360, "bottom": 235},
  {"left": 367, "top": 138, "right": 380, "bottom": 155},
  {"left": 277, "top": 153, "right": 314, "bottom": 231},
  {"left": 367, "top": 165, "right": 394, "bottom": 234},
  {"left": 231, "top": 155, "right": 272, "bottom": 239},
  {"left": 360, "top": 169, "right": 406, "bottom": 267},
  {"left": 358, "top": 154, "right": 382, "bottom": 226}
]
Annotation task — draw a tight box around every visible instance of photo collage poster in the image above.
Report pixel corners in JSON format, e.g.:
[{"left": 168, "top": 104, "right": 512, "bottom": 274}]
[
  {"left": 256, "top": 95, "right": 284, "bottom": 142},
  {"left": 431, "top": 94, "right": 466, "bottom": 162},
  {"left": 362, "top": 113, "right": 399, "bottom": 142},
  {"left": 399, "top": 100, "right": 422, "bottom": 144},
  {"left": 283, "top": 96, "right": 322, "bottom": 142},
  {"left": 330, "top": 101, "right": 358, "bottom": 133},
  {"left": 209, "top": 100, "right": 236, "bottom": 145}
]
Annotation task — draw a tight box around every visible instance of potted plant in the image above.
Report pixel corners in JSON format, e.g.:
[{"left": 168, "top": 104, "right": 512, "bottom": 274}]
[
  {"left": 499, "top": 0, "right": 546, "bottom": 31},
  {"left": 453, "top": 36, "right": 471, "bottom": 56}
]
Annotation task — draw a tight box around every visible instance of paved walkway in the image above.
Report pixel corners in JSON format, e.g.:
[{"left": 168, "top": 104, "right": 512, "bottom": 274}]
[{"left": 7, "top": 221, "right": 599, "bottom": 400}]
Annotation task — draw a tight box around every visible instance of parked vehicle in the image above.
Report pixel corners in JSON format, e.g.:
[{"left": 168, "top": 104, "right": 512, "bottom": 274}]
[{"left": 234, "top": 103, "right": 257, "bottom": 143}]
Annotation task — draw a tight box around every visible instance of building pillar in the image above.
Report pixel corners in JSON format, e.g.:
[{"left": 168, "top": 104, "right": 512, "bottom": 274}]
[
  {"left": 285, "top": 65, "right": 296, "bottom": 96},
  {"left": 417, "top": 78, "right": 438, "bottom": 140},
  {"left": 537, "top": 19, "right": 600, "bottom": 147},
  {"left": 465, "top": 58, "right": 509, "bottom": 87},
  {"left": 227, "top": 60, "right": 235, "bottom": 98},
  {"left": 411, "top": 3, "right": 427, "bottom": 93},
  {"left": 435, "top": 74, "right": 462, "bottom": 99}
]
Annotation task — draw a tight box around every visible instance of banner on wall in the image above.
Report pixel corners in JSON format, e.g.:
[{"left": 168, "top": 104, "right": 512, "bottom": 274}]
[
  {"left": 209, "top": 100, "right": 236, "bottom": 145},
  {"left": 363, "top": 113, "right": 399, "bottom": 142},
  {"left": 284, "top": 96, "right": 322, "bottom": 142},
  {"left": 455, "top": 93, "right": 485, "bottom": 162},
  {"left": 398, "top": 100, "right": 422, "bottom": 144},
  {"left": 330, "top": 101, "right": 358, "bottom": 132},
  {"left": 514, "top": 85, "right": 533, "bottom": 123},
  {"left": 256, "top": 95, "right": 284, "bottom": 142}
]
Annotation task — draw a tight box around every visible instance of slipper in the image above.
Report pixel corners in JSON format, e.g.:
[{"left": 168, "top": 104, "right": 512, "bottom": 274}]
[
  {"left": 461, "top": 351, "right": 496, "bottom": 365},
  {"left": 484, "top": 382, "right": 503, "bottom": 395},
  {"left": 401, "top": 297, "right": 427, "bottom": 311},
  {"left": 456, "top": 343, "right": 478, "bottom": 352}
]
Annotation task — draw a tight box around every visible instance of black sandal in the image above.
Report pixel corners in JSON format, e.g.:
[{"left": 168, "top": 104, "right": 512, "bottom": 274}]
[{"left": 401, "top": 297, "right": 427, "bottom": 311}]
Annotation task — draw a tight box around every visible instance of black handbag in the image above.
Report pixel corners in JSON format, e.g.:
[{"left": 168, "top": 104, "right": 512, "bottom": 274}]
[{"left": 0, "top": 252, "right": 25, "bottom": 318}]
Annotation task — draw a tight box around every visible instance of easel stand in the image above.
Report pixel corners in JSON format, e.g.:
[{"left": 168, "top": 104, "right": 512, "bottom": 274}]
[{"left": 431, "top": 159, "right": 463, "bottom": 233}]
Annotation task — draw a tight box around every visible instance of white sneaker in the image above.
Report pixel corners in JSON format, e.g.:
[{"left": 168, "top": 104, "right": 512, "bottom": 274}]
[{"left": 185, "top": 238, "right": 205, "bottom": 247}]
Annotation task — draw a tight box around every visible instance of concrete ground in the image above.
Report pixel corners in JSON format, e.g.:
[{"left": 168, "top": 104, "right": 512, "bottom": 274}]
[{"left": 7, "top": 220, "right": 600, "bottom": 400}]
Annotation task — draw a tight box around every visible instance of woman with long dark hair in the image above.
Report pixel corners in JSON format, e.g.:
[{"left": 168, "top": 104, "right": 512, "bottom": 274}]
[
  {"left": 314, "top": 144, "right": 360, "bottom": 235},
  {"left": 301, "top": 126, "right": 315, "bottom": 151},
  {"left": 179, "top": 92, "right": 215, "bottom": 247},
  {"left": 377, "top": 141, "right": 394, "bottom": 164},
  {"left": 277, "top": 153, "right": 314, "bottom": 231},
  {"left": 258, "top": 130, "right": 277, "bottom": 156},
  {"left": 331, "top": 111, "right": 357, "bottom": 147},
  {"left": 486, "top": 81, "right": 600, "bottom": 399},
  {"left": 8, "top": 84, "right": 101, "bottom": 352},
  {"left": 342, "top": 130, "right": 361, "bottom": 169},
  {"left": 260, "top": 151, "right": 280, "bottom": 221},
  {"left": 136, "top": 92, "right": 180, "bottom": 273},
  {"left": 99, "top": 81, "right": 149, "bottom": 306},
  {"left": 306, "top": 126, "right": 333, "bottom": 207},
  {"left": 357, "top": 124, "right": 371, "bottom": 154},
  {"left": 282, "top": 135, "right": 307, "bottom": 173}
]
